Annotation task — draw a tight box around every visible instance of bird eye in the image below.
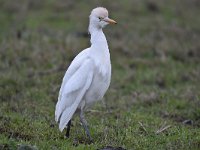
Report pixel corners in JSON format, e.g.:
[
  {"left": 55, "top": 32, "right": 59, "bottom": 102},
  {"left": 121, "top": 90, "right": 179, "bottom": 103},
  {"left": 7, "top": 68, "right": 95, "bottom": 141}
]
[{"left": 98, "top": 17, "right": 103, "bottom": 20}]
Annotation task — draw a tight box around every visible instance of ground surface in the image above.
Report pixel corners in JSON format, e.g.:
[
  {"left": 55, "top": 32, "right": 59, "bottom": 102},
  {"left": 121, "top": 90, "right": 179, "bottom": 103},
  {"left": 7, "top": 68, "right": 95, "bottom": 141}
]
[{"left": 0, "top": 0, "right": 200, "bottom": 149}]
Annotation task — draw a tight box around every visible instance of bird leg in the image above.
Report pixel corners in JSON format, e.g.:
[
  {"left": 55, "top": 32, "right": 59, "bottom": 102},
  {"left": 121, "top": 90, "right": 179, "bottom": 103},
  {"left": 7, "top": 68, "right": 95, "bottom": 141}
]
[
  {"left": 65, "top": 120, "right": 71, "bottom": 138},
  {"left": 80, "top": 110, "right": 92, "bottom": 142}
]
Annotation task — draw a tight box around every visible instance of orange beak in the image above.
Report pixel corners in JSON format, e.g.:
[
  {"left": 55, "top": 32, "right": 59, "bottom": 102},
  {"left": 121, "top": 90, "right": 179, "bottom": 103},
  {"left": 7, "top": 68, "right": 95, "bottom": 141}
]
[{"left": 104, "top": 18, "right": 117, "bottom": 24}]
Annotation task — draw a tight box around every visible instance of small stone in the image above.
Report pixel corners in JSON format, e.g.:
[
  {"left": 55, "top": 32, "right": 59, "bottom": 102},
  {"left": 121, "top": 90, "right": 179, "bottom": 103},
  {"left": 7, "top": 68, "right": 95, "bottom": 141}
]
[
  {"left": 18, "top": 145, "right": 38, "bottom": 150},
  {"left": 182, "top": 120, "right": 193, "bottom": 125}
]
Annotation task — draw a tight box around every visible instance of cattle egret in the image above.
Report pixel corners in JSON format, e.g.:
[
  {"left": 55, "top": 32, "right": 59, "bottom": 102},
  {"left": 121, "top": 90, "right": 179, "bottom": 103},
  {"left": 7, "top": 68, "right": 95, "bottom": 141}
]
[{"left": 55, "top": 7, "right": 117, "bottom": 141}]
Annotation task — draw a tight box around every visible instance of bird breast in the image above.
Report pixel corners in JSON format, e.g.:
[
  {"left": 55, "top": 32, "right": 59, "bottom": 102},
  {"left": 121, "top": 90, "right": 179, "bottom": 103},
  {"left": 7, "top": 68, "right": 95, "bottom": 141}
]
[{"left": 83, "top": 57, "right": 111, "bottom": 108}]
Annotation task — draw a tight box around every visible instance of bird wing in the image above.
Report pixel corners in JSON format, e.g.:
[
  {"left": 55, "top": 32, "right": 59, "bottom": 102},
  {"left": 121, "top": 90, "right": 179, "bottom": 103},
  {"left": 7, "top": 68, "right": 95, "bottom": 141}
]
[
  {"left": 55, "top": 57, "right": 94, "bottom": 131},
  {"left": 57, "top": 48, "right": 90, "bottom": 104}
]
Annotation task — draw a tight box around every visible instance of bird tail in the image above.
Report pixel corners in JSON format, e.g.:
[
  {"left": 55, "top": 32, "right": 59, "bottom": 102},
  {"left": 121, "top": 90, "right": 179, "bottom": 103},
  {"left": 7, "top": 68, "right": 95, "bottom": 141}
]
[
  {"left": 55, "top": 101, "right": 62, "bottom": 123},
  {"left": 58, "top": 83, "right": 89, "bottom": 131},
  {"left": 58, "top": 100, "right": 80, "bottom": 131}
]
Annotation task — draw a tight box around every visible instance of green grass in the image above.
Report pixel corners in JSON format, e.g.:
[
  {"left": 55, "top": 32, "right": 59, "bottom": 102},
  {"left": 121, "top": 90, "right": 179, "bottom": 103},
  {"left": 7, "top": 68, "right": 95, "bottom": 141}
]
[{"left": 0, "top": 0, "right": 200, "bottom": 149}]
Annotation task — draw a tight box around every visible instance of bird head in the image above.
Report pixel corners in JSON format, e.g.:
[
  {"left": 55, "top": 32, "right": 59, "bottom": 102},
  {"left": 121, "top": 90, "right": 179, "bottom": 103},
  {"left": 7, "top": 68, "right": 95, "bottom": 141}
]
[{"left": 89, "top": 7, "right": 117, "bottom": 33}]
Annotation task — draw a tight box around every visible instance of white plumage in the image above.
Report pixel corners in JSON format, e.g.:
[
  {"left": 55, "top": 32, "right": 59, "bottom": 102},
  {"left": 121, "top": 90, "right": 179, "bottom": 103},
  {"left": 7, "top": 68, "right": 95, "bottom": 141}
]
[{"left": 55, "top": 7, "right": 116, "bottom": 140}]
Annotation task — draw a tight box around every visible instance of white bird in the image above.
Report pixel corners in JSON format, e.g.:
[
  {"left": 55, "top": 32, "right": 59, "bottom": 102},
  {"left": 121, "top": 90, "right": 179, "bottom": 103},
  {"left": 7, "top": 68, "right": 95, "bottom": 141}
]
[{"left": 55, "top": 7, "right": 117, "bottom": 141}]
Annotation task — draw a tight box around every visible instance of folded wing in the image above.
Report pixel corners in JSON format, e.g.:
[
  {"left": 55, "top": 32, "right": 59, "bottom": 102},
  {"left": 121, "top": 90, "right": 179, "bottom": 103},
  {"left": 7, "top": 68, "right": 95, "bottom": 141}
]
[
  {"left": 55, "top": 58, "right": 94, "bottom": 131},
  {"left": 57, "top": 48, "right": 90, "bottom": 109}
]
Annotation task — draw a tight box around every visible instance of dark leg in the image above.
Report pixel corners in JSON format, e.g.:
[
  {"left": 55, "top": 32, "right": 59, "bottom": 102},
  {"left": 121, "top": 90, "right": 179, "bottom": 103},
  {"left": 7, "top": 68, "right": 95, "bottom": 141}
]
[
  {"left": 65, "top": 120, "right": 71, "bottom": 138},
  {"left": 80, "top": 110, "right": 92, "bottom": 142}
]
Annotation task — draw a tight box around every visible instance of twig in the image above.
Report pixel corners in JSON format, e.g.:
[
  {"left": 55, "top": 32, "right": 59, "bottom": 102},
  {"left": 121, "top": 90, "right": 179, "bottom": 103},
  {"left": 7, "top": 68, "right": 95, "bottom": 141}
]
[
  {"left": 156, "top": 125, "right": 171, "bottom": 134},
  {"left": 87, "top": 109, "right": 102, "bottom": 113},
  {"left": 138, "top": 121, "right": 148, "bottom": 134}
]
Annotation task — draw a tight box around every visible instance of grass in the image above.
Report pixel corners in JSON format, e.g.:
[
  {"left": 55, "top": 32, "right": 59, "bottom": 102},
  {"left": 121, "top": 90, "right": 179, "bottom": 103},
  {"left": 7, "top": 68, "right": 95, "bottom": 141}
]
[{"left": 0, "top": 0, "right": 200, "bottom": 149}]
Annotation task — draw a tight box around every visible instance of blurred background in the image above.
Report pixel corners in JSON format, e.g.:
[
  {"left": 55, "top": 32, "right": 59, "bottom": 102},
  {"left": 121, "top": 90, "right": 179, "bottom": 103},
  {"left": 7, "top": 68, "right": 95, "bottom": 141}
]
[{"left": 0, "top": 0, "right": 200, "bottom": 149}]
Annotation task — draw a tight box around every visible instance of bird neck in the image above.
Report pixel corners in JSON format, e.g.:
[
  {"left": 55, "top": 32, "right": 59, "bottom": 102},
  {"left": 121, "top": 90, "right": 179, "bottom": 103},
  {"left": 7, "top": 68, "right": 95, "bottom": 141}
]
[{"left": 89, "top": 27, "right": 108, "bottom": 47}]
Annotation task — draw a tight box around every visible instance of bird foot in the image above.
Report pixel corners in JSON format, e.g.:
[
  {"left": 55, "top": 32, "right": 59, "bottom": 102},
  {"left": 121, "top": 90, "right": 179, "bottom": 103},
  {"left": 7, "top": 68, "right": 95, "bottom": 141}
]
[
  {"left": 88, "top": 138, "right": 93, "bottom": 144},
  {"left": 64, "top": 135, "right": 70, "bottom": 139}
]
